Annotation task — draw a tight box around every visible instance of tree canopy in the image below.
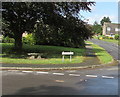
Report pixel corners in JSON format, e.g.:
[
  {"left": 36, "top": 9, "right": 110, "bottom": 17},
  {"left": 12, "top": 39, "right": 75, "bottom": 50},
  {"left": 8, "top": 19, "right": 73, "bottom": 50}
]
[
  {"left": 100, "top": 17, "right": 111, "bottom": 26},
  {"left": 92, "top": 21, "right": 102, "bottom": 35},
  {"left": 2, "top": 2, "right": 95, "bottom": 50}
]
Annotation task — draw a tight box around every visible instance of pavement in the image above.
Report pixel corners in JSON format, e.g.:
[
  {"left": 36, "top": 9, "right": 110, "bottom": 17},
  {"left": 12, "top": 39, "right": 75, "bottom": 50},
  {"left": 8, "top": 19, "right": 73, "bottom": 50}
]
[{"left": 0, "top": 39, "right": 119, "bottom": 71}]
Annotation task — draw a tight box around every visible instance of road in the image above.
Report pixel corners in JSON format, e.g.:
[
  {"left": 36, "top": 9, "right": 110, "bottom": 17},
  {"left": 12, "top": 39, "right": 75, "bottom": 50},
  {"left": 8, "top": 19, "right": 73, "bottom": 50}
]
[
  {"left": 89, "top": 39, "right": 119, "bottom": 60},
  {"left": 1, "top": 66, "right": 118, "bottom": 95},
  {"left": 1, "top": 39, "right": 119, "bottom": 96}
]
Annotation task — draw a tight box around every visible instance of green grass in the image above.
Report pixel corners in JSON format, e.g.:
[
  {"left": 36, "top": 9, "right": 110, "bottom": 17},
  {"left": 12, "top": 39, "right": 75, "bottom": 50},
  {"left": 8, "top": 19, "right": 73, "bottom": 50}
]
[
  {"left": 102, "top": 39, "right": 119, "bottom": 45},
  {"left": 93, "top": 36, "right": 119, "bottom": 45},
  {"left": 86, "top": 41, "right": 113, "bottom": 64},
  {"left": 0, "top": 43, "right": 86, "bottom": 64}
]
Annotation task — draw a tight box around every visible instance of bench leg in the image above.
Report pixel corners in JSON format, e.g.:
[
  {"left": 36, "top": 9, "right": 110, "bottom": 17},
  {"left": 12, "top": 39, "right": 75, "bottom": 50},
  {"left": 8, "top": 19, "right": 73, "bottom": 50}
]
[
  {"left": 37, "top": 55, "right": 41, "bottom": 59},
  {"left": 29, "top": 56, "right": 35, "bottom": 59}
]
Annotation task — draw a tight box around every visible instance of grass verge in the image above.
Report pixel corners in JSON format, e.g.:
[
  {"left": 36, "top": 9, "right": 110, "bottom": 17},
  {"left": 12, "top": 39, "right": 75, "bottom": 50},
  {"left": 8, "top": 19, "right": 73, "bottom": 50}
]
[
  {"left": 102, "top": 39, "right": 119, "bottom": 45},
  {"left": 0, "top": 43, "right": 86, "bottom": 65},
  {"left": 93, "top": 36, "right": 119, "bottom": 45},
  {"left": 86, "top": 41, "right": 113, "bottom": 64}
]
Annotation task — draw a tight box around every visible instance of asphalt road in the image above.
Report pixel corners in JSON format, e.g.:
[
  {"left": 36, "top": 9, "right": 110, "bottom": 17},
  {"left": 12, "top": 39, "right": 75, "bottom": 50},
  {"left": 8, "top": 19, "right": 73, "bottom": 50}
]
[
  {"left": 89, "top": 39, "right": 119, "bottom": 60},
  {"left": 2, "top": 66, "right": 118, "bottom": 95}
]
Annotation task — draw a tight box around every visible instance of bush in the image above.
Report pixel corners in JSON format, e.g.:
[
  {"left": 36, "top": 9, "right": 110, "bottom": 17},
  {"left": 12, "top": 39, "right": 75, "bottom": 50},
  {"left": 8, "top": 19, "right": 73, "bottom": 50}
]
[
  {"left": 103, "top": 36, "right": 109, "bottom": 39},
  {"left": 109, "top": 36, "right": 113, "bottom": 39},
  {"left": 2, "top": 36, "right": 15, "bottom": 43},
  {"left": 98, "top": 35, "right": 104, "bottom": 40},
  {"left": 22, "top": 33, "right": 35, "bottom": 45},
  {"left": 99, "top": 37, "right": 103, "bottom": 40},
  {"left": 114, "top": 34, "right": 119, "bottom": 40}
]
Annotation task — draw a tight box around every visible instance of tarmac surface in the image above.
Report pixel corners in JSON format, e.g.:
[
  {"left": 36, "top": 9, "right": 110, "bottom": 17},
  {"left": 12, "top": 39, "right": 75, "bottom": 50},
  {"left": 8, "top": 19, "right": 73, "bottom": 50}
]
[{"left": 2, "top": 66, "right": 119, "bottom": 95}]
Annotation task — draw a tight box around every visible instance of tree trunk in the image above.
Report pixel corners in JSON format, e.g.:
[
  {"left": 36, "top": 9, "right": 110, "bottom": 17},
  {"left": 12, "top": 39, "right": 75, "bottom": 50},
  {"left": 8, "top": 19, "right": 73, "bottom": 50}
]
[{"left": 14, "top": 33, "right": 23, "bottom": 51}]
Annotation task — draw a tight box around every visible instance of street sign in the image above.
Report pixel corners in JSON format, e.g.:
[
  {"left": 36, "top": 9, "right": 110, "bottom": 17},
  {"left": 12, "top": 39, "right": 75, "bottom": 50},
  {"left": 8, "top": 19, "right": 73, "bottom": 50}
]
[{"left": 62, "top": 51, "right": 74, "bottom": 62}]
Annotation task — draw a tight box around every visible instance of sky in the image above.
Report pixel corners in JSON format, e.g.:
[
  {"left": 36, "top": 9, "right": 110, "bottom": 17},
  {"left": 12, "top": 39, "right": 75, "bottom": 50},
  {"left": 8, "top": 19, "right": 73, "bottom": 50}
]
[{"left": 80, "top": 1, "right": 118, "bottom": 25}]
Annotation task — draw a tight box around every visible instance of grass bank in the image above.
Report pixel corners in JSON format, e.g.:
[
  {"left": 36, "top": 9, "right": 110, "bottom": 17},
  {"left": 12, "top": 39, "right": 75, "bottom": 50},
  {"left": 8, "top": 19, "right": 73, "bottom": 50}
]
[
  {"left": 101, "top": 39, "right": 119, "bottom": 45},
  {"left": 93, "top": 36, "right": 119, "bottom": 45},
  {"left": 86, "top": 41, "right": 113, "bottom": 64},
  {"left": 1, "top": 43, "right": 86, "bottom": 65}
]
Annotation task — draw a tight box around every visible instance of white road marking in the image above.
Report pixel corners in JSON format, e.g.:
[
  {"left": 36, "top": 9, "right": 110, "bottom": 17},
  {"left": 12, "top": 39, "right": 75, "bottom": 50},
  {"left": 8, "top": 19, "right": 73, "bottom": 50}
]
[
  {"left": 22, "top": 71, "right": 33, "bottom": 73},
  {"left": 8, "top": 70, "right": 19, "bottom": 72},
  {"left": 55, "top": 80, "right": 64, "bottom": 82},
  {"left": 86, "top": 75, "right": 98, "bottom": 78},
  {"left": 53, "top": 73, "right": 64, "bottom": 75},
  {"left": 102, "top": 76, "right": 114, "bottom": 79},
  {"left": 69, "top": 74, "right": 80, "bottom": 76},
  {"left": 36, "top": 71, "right": 49, "bottom": 74}
]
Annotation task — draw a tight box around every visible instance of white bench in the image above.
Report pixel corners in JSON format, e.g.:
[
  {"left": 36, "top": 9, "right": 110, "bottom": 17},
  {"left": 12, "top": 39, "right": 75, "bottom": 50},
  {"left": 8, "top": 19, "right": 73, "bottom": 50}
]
[{"left": 62, "top": 51, "right": 74, "bottom": 62}]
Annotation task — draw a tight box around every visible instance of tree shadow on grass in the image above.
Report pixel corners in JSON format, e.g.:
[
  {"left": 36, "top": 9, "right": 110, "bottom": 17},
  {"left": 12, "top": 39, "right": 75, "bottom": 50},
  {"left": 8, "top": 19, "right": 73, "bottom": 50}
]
[
  {"left": 85, "top": 43, "right": 92, "bottom": 46},
  {"left": 85, "top": 48, "right": 104, "bottom": 57},
  {"left": 1, "top": 48, "right": 104, "bottom": 59},
  {"left": 1, "top": 43, "right": 105, "bottom": 59}
]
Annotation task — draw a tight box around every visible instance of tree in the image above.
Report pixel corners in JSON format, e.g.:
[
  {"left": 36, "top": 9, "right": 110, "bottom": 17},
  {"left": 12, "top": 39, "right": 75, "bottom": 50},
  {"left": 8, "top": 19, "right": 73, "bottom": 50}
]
[
  {"left": 2, "top": 2, "right": 47, "bottom": 50},
  {"left": 2, "top": 2, "right": 95, "bottom": 50},
  {"left": 100, "top": 17, "right": 111, "bottom": 26},
  {"left": 92, "top": 21, "right": 102, "bottom": 35}
]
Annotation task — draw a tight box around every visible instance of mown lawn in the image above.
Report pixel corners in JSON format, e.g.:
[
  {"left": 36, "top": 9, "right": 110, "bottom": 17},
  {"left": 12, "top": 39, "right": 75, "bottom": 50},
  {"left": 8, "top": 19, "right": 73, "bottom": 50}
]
[
  {"left": 86, "top": 41, "right": 113, "bottom": 64},
  {"left": 0, "top": 43, "right": 86, "bottom": 64},
  {"left": 102, "top": 39, "right": 119, "bottom": 45},
  {"left": 93, "top": 36, "right": 119, "bottom": 45}
]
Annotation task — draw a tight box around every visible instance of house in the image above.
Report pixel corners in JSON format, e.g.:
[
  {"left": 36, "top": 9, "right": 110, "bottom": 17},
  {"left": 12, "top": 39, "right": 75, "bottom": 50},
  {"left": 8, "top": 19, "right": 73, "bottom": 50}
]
[
  {"left": 22, "top": 31, "right": 28, "bottom": 37},
  {"left": 102, "top": 22, "right": 120, "bottom": 37}
]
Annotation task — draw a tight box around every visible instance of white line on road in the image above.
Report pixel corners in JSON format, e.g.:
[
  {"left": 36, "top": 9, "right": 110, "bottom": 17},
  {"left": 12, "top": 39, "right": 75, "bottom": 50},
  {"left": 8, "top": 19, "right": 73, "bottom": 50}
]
[
  {"left": 55, "top": 80, "right": 64, "bottom": 83},
  {"left": 53, "top": 73, "right": 64, "bottom": 75},
  {"left": 69, "top": 74, "right": 80, "bottom": 77},
  {"left": 22, "top": 71, "right": 33, "bottom": 73},
  {"left": 36, "top": 71, "right": 49, "bottom": 74},
  {"left": 86, "top": 75, "right": 98, "bottom": 78},
  {"left": 102, "top": 76, "right": 114, "bottom": 79},
  {"left": 8, "top": 70, "right": 19, "bottom": 72}
]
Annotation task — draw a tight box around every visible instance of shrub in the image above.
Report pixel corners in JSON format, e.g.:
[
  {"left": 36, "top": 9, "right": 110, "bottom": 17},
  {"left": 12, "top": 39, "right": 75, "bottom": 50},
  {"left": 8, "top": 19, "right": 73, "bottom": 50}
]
[
  {"left": 99, "top": 37, "right": 103, "bottom": 40},
  {"left": 22, "top": 33, "right": 35, "bottom": 45},
  {"left": 109, "top": 36, "right": 113, "bottom": 39},
  {"left": 114, "top": 34, "right": 119, "bottom": 40},
  {"left": 2, "top": 36, "right": 15, "bottom": 43},
  {"left": 104, "top": 36, "right": 109, "bottom": 39},
  {"left": 98, "top": 35, "right": 104, "bottom": 40}
]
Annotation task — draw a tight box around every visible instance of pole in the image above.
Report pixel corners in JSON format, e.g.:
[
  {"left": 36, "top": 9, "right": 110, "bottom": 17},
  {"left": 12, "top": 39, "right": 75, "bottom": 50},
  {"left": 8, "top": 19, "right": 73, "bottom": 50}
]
[
  {"left": 62, "top": 55, "right": 64, "bottom": 62},
  {"left": 70, "top": 55, "right": 72, "bottom": 62}
]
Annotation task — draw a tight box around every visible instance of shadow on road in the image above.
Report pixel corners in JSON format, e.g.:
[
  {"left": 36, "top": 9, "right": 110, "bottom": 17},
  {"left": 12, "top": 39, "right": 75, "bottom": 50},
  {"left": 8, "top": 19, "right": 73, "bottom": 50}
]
[{"left": 8, "top": 85, "right": 81, "bottom": 95}]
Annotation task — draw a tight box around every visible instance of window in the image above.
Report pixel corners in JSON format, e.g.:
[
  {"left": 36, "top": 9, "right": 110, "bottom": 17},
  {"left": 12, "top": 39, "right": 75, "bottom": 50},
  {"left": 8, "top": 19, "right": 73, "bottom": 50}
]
[
  {"left": 115, "top": 28, "right": 120, "bottom": 31},
  {"left": 107, "top": 27, "right": 111, "bottom": 31}
]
